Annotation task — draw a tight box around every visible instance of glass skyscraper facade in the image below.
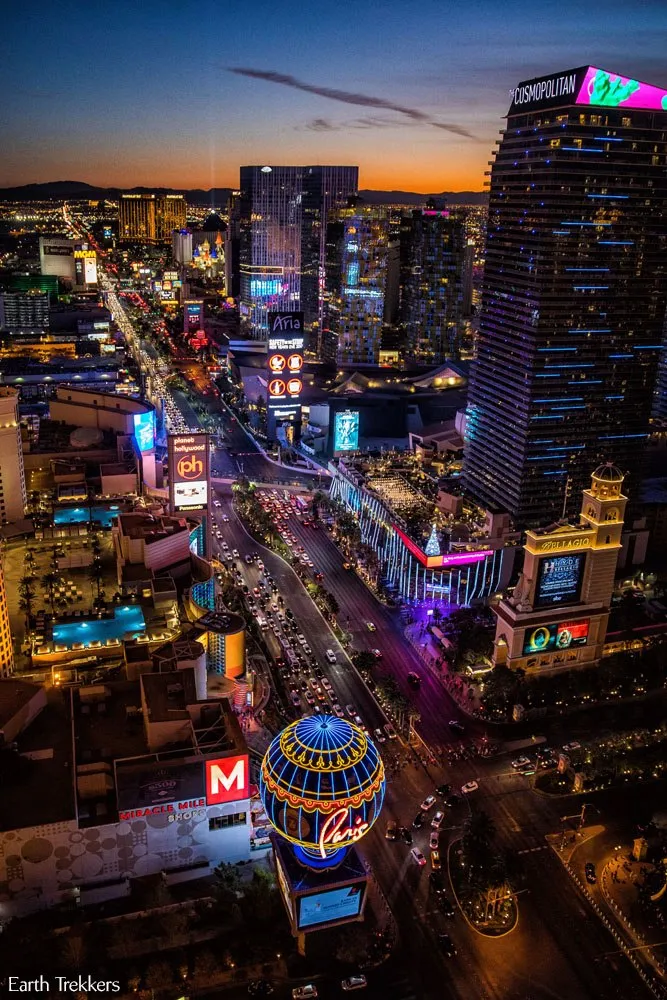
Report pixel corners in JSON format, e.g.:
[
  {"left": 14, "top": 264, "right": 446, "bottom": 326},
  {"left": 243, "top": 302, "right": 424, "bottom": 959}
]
[
  {"left": 239, "top": 165, "right": 358, "bottom": 342},
  {"left": 400, "top": 205, "right": 466, "bottom": 364},
  {"left": 463, "top": 66, "right": 667, "bottom": 527},
  {"left": 325, "top": 203, "right": 391, "bottom": 365}
]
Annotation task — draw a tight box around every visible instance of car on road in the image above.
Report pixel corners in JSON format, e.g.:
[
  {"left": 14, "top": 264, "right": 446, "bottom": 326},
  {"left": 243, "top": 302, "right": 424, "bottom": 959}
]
[
  {"left": 420, "top": 794, "right": 437, "bottom": 812},
  {"left": 365, "top": 621, "right": 377, "bottom": 631},
  {"left": 305, "top": 692, "right": 316, "bottom": 706},
  {"left": 371, "top": 648, "right": 383, "bottom": 659},
  {"left": 325, "top": 649, "right": 337, "bottom": 664},
  {"left": 384, "top": 723, "right": 397, "bottom": 740},
  {"left": 448, "top": 720, "right": 465, "bottom": 735},
  {"left": 429, "top": 871, "right": 445, "bottom": 894},
  {"left": 385, "top": 822, "right": 398, "bottom": 841},
  {"left": 429, "top": 831, "right": 440, "bottom": 850},
  {"left": 345, "top": 704, "right": 356, "bottom": 717},
  {"left": 321, "top": 678, "right": 333, "bottom": 691},
  {"left": 232, "top": 549, "right": 240, "bottom": 558},
  {"left": 461, "top": 781, "right": 479, "bottom": 795},
  {"left": 400, "top": 827, "right": 413, "bottom": 845},
  {"left": 374, "top": 727, "right": 386, "bottom": 744},
  {"left": 585, "top": 862, "right": 597, "bottom": 884},
  {"left": 410, "top": 847, "right": 427, "bottom": 866},
  {"left": 438, "top": 895, "right": 455, "bottom": 918},
  {"left": 245, "top": 554, "right": 254, "bottom": 564},
  {"left": 332, "top": 703, "right": 345, "bottom": 718},
  {"left": 412, "top": 812, "right": 426, "bottom": 829},
  {"left": 437, "top": 783, "right": 451, "bottom": 797},
  {"left": 341, "top": 975, "right": 367, "bottom": 992},
  {"left": 431, "top": 849, "right": 441, "bottom": 870},
  {"left": 562, "top": 742, "right": 581, "bottom": 752},
  {"left": 292, "top": 986, "right": 318, "bottom": 1000},
  {"left": 438, "top": 934, "right": 457, "bottom": 957},
  {"left": 407, "top": 672, "right": 421, "bottom": 688},
  {"left": 431, "top": 810, "right": 444, "bottom": 829},
  {"left": 512, "top": 756, "right": 531, "bottom": 769}
]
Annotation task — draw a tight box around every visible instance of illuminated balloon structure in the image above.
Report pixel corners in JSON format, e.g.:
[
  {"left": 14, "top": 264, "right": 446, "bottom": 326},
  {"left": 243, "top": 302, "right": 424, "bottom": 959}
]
[{"left": 260, "top": 715, "right": 385, "bottom": 869}]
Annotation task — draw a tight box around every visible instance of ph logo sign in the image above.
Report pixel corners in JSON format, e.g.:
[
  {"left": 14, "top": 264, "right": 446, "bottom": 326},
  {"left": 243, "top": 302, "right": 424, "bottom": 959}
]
[
  {"left": 206, "top": 755, "right": 249, "bottom": 804},
  {"left": 177, "top": 454, "right": 204, "bottom": 480}
]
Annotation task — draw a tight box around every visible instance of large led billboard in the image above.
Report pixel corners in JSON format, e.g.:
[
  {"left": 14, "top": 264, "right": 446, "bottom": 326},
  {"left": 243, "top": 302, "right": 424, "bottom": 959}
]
[
  {"left": 333, "top": 410, "right": 360, "bottom": 453},
  {"left": 523, "top": 619, "right": 590, "bottom": 657},
  {"left": 535, "top": 553, "right": 586, "bottom": 608},
  {"left": 510, "top": 66, "right": 667, "bottom": 115},
  {"left": 168, "top": 433, "right": 210, "bottom": 512},
  {"left": 267, "top": 313, "right": 304, "bottom": 433},
  {"left": 184, "top": 299, "right": 204, "bottom": 333},
  {"left": 297, "top": 884, "right": 364, "bottom": 930},
  {"left": 133, "top": 410, "right": 155, "bottom": 452}
]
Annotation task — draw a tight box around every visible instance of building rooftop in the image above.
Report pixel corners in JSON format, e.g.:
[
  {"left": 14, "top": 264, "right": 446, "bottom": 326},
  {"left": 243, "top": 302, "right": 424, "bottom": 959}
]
[
  {"left": 0, "top": 687, "right": 75, "bottom": 832},
  {"left": 118, "top": 512, "right": 189, "bottom": 543}
]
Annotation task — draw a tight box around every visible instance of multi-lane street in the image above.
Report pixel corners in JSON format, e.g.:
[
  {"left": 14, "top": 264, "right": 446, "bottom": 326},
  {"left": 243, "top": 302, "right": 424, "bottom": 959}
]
[{"left": 210, "top": 486, "right": 658, "bottom": 1000}]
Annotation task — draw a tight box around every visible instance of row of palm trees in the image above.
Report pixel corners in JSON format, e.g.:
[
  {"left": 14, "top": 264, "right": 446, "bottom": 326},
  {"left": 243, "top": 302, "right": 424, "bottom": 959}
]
[{"left": 18, "top": 535, "right": 106, "bottom": 629}]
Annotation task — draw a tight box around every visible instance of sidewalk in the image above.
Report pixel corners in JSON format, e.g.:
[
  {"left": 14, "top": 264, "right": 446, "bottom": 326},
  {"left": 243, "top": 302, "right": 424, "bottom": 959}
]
[
  {"left": 404, "top": 624, "right": 484, "bottom": 717},
  {"left": 599, "top": 856, "right": 667, "bottom": 981}
]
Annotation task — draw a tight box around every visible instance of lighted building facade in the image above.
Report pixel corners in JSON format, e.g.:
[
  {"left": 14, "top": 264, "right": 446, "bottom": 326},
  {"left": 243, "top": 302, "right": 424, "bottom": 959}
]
[
  {"left": 325, "top": 203, "right": 391, "bottom": 365},
  {"left": 157, "top": 194, "right": 187, "bottom": 240},
  {"left": 400, "top": 205, "right": 467, "bottom": 364},
  {"left": 300, "top": 166, "right": 359, "bottom": 355},
  {"left": 463, "top": 66, "right": 667, "bottom": 527},
  {"left": 119, "top": 194, "right": 157, "bottom": 242},
  {"left": 0, "top": 291, "right": 49, "bottom": 333},
  {"left": 239, "top": 166, "right": 304, "bottom": 338},
  {"left": 0, "top": 387, "right": 26, "bottom": 524},
  {"left": 494, "top": 463, "right": 627, "bottom": 674},
  {"left": 0, "top": 554, "right": 15, "bottom": 677}
]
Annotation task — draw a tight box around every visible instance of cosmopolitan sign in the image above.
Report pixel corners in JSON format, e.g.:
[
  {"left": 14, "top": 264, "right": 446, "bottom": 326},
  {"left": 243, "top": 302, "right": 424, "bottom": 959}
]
[
  {"left": 394, "top": 525, "right": 493, "bottom": 569},
  {"left": 510, "top": 71, "right": 578, "bottom": 110}
]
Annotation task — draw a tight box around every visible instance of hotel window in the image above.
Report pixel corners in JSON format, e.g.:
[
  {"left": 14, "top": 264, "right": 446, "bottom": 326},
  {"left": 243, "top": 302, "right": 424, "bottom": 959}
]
[{"left": 209, "top": 812, "right": 247, "bottom": 831}]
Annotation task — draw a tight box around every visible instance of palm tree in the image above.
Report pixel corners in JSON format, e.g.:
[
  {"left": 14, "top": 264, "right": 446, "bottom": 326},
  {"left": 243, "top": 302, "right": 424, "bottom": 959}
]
[
  {"left": 41, "top": 572, "right": 59, "bottom": 615},
  {"left": 18, "top": 575, "right": 37, "bottom": 630},
  {"left": 89, "top": 560, "right": 103, "bottom": 600}
]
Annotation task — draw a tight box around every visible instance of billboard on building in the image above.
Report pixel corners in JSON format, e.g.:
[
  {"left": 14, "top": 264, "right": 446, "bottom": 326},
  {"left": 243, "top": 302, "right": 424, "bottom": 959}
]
[
  {"left": 297, "top": 884, "right": 365, "bottom": 930},
  {"left": 535, "top": 553, "right": 586, "bottom": 608},
  {"left": 266, "top": 313, "right": 304, "bottom": 436},
  {"left": 523, "top": 619, "right": 590, "bottom": 656},
  {"left": 333, "top": 410, "right": 359, "bottom": 453},
  {"left": 184, "top": 299, "right": 204, "bottom": 332},
  {"left": 168, "top": 433, "right": 210, "bottom": 512},
  {"left": 205, "top": 755, "right": 250, "bottom": 804},
  {"left": 133, "top": 410, "right": 155, "bottom": 452}
]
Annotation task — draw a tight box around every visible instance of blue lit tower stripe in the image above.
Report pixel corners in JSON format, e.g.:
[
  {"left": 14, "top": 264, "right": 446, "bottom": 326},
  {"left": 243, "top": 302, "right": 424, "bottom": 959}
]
[{"left": 462, "top": 73, "right": 667, "bottom": 526}]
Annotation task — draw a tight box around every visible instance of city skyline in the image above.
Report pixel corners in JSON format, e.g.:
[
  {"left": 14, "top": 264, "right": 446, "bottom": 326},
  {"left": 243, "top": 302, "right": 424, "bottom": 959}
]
[{"left": 3, "top": 0, "right": 667, "bottom": 192}]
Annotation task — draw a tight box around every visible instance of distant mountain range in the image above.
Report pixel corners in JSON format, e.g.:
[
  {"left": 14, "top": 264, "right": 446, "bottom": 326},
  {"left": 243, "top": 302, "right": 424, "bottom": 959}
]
[{"left": 0, "top": 180, "right": 487, "bottom": 206}]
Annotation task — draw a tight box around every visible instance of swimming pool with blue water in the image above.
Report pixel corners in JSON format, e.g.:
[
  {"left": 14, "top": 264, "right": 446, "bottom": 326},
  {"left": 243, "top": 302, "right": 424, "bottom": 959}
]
[
  {"left": 52, "top": 605, "right": 146, "bottom": 648},
  {"left": 53, "top": 504, "right": 121, "bottom": 528}
]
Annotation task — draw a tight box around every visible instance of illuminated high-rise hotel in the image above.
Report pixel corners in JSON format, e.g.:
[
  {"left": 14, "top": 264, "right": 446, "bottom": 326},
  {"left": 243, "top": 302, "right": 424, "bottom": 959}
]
[
  {"left": 463, "top": 66, "right": 667, "bottom": 527},
  {"left": 238, "top": 165, "right": 358, "bottom": 342},
  {"left": 400, "top": 204, "right": 467, "bottom": 364},
  {"left": 0, "top": 388, "right": 26, "bottom": 524},
  {"left": 119, "top": 193, "right": 186, "bottom": 243},
  {"left": 325, "top": 201, "right": 391, "bottom": 365}
]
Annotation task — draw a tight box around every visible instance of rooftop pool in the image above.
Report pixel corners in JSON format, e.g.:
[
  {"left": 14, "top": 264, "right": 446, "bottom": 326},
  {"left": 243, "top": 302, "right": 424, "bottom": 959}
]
[
  {"left": 52, "top": 605, "right": 146, "bottom": 649},
  {"left": 54, "top": 504, "right": 121, "bottom": 528}
]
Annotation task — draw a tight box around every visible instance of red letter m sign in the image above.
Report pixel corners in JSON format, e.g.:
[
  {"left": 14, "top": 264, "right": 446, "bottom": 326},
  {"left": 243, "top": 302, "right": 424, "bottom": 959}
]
[{"left": 206, "top": 755, "right": 249, "bottom": 804}]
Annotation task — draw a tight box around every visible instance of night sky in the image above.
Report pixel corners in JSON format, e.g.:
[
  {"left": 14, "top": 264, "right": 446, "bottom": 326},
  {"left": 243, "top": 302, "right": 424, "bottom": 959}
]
[{"left": 3, "top": 0, "right": 666, "bottom": 192}]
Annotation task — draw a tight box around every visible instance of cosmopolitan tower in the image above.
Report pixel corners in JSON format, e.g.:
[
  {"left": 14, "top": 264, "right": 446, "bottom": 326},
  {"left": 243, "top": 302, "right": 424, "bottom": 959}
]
[{"left": 463, "top": 67, "right": 667, "bottom": 526}]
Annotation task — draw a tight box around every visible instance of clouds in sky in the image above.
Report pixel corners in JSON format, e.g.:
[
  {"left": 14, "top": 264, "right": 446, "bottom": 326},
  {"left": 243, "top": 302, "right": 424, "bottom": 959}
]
[{"left": 229, "top": 67, "right": 476, "bottom": 139}]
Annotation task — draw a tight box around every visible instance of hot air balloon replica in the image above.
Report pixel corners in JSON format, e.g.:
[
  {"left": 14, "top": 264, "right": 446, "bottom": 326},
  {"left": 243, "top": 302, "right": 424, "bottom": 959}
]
[{"left": 260, "top": 714, "right": 386, "bottom": 941}]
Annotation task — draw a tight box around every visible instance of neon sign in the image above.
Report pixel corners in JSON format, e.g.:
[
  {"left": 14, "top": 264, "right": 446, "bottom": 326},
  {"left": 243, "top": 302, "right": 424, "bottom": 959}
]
[
  {"left": 393, "top": 525, "right": 493, "bottom": 569},
  {"left": 577, "top": 67, "right": 667, "bottom": 111},
  {"left": 318, "top": 808, "right": 369, "bottom": 859}
]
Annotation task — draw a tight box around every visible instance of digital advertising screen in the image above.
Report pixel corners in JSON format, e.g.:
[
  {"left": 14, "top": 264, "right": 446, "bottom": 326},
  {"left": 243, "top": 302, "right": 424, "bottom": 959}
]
[
  {"left": 84, "top": 256, "right": 98, "bottom": 284},
  {"left": 333, "top": 410, "right": 360, "bottom": 453},
  {"left": 184, "top": 300, "right": 204, "bottom": 331},
  {"left": 535, "top": 553, "right": 586, "bottom": 608},
  {"left": 523, "top": 619, "right": 590, "bottom": 657},
  {"left": 133, "top": 410, "right": 155, "bottom": 452},
  {"left": 297, "top": 884, "right": 364, "bottom": 930},
  {"left": 267, "top": 315, "right": 304, "bottom": 405},
  {"left": 168, "top": 433, "right": 210, "bottom": 512}
]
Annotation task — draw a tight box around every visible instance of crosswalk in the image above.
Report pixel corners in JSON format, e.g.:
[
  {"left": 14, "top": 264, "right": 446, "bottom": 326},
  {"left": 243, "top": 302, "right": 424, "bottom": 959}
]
[{"left": 517, "top": 844, "right": 550, "bottom": 856}]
